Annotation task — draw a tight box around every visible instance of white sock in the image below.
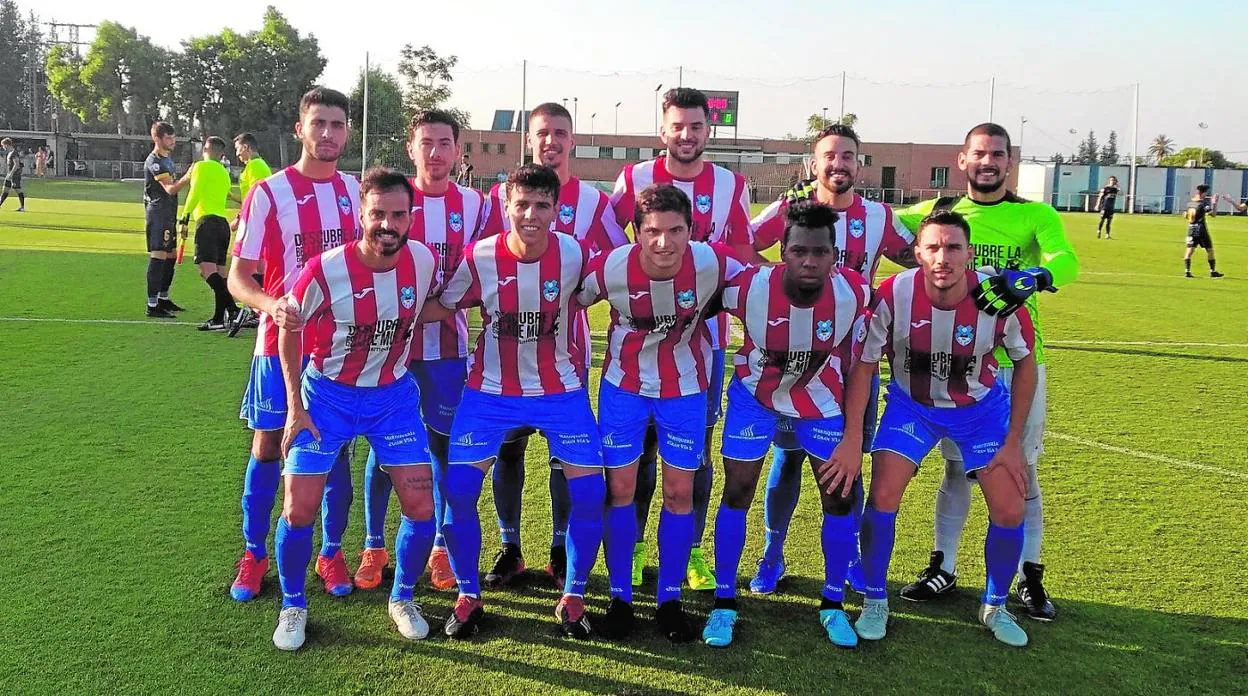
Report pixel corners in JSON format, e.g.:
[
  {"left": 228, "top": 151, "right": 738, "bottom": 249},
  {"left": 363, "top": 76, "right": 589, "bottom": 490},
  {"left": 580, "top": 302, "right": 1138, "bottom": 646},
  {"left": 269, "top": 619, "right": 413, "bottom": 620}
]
[
  {"left": 934, "top": 459, "right": 972, "bottom": 575},
  {"left": 1019, "top": 493, "right": 1044, "bottom": 571}
]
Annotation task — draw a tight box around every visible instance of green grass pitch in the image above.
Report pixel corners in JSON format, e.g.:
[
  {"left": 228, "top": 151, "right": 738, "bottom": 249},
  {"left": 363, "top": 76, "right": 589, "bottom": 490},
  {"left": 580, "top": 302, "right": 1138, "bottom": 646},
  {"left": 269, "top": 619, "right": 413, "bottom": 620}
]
[{"left": 1, "top": 179, "right": 1245, "bottom": 694}]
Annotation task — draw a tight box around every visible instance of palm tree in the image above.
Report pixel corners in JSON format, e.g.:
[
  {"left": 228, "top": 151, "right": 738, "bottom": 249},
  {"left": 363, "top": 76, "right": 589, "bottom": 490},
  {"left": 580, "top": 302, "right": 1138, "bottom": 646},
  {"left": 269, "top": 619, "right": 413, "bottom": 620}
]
[
  {"left": 1148, "top": 134, "right": 1175, "bottom": 165},
  {"left": 839, "top": 113, "right": 859, "bottom": 129}
]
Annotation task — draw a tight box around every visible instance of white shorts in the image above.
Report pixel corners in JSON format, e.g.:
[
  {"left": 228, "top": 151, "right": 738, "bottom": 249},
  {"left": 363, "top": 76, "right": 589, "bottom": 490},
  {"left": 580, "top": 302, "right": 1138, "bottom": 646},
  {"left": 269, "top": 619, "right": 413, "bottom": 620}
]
[{"left": 939, "top": 364, "right": 1047, "bottom": 497}]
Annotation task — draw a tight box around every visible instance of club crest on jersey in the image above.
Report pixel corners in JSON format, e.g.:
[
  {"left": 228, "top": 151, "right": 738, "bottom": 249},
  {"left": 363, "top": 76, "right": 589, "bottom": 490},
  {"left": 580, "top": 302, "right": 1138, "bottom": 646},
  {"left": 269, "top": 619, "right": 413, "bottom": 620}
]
[
  {"left": 676, "top": 289, "right": 696, "bottom": 309},
  {"left": 448, "top": 211, "right": 464, "bottom": 233},
  {"left": 955, "top": 324, "right": 975, "bottom": 346},
  {"left": 400, "top": 286, "right": 416, "bottom": 309},
  {"left": 337, "top": 194, "right": 352, "bottom": 215},
  {"left": 849, "top": 218, "right": 865, "bottom": 238},
  {"left": 815, "top": 319, "right": 834, "bottom": 342},
  {"left": 559, "top": 203, "right": 575, "bottom": 226},
  {"left": 694, "top": 193, "right": 712, "bottom": 214},
  {"left": 542, "top": 279, "right": 560, "bottom": 302}
]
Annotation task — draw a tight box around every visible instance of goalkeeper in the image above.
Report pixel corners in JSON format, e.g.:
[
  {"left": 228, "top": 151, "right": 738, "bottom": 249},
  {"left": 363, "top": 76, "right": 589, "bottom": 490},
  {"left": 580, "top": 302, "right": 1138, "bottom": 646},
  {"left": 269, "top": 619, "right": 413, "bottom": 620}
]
[
  {"left": 784, "top": 122, "right": 1078, "bottom": 621},
  {"left": 180, "top": 136, "right": 240, "bottom": 331}
]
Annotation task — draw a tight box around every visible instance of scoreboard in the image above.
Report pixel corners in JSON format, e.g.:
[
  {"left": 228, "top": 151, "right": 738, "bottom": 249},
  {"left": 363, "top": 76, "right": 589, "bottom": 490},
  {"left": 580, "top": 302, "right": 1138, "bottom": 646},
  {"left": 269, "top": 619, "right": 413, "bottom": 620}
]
[{"left": 700, "top": 90, "right": 740, "bottom": 128}]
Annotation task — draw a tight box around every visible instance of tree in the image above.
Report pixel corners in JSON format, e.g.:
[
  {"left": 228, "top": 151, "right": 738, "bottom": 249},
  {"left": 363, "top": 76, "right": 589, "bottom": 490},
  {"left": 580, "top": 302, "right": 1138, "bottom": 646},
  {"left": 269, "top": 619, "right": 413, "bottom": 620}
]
[
  {"left": 1098, "top": 130, "right": 1119, "bottom": 165},
  {"left": 349, "top": 67, "right": 407, "bottom": 170},
  {"left": 839, "top": 113, "right": 859, "bottom": 129},
  {"left": 396, "top": 44, "right": 470, "bottom": 126},
  {"left": 240, "top": 7, "right": 327, "bottom": 163},
  {"left": 0, "top": 1, "right": 30, "bottom": 129},
  {"left": 1159, "top": 147, "right": 1233, "bottom": 169},
  {"left": 805, "top": 112, "right": 858, "bottom": 139},
  {"left": 1148, "top": 134, "right": 1175, "bottom": 164},
  {"left": 1076, "top": 130, "right": 1099, "bottom": 164},
  {"left": 45, "top": 21, "right": 172, "bottom": 134},
  {"left": 1050, "top": 152, "right": 1065, "bottom": 164}
]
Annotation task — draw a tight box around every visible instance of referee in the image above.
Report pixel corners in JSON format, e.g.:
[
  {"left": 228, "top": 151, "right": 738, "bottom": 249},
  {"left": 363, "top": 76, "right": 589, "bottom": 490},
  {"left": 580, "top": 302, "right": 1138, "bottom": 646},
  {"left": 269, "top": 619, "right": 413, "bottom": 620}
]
[
  {"left": 180, "top": 136, "right": 240, "bottom": 330},
  {"left": 1, "top": 138, "right": 24, "bottom": 211},
  {"left": 144, "top": 122, "right": 189, "bottom": 318}
]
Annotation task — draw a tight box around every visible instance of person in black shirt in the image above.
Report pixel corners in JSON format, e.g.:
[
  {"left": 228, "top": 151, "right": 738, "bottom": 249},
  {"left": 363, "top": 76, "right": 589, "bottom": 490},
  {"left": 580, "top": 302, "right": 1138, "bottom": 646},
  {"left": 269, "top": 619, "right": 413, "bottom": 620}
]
[
  {"left": 1094, "top": 176, "right": 1118, "bottom": 239},
  {"left": 1, "top": 138, "right": 24, "bottom": 211},
  {"left": 455, "top": 153, "right": 474, "bottom": 185},
  {"left": 1183, "top": 184, "right": 1223, "bottom": 278},
  {"left": 144, "top": 122, "right": 190, "bottom": 317}
]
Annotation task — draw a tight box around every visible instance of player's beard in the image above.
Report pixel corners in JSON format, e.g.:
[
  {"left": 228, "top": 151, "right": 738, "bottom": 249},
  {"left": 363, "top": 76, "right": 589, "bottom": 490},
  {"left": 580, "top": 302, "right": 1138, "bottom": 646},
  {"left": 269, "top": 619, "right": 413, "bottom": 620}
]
[
  {"left": 822, "top": 167, "right": 854, "bottom": 195},
  {"left": 967, "top": 167, "right": 1004, "bottom": 194},
  {"left": 376, "top": 230, "right": 408, "bottom": 256},
  {"left": 668, "top": 141, "right": 705, "bottom": 165},
  {"left": 310, "top": 140, "right": 342, "bottom": 163},
  {"left": 539, "top": 146, "right": 564, "bottom": 168}
]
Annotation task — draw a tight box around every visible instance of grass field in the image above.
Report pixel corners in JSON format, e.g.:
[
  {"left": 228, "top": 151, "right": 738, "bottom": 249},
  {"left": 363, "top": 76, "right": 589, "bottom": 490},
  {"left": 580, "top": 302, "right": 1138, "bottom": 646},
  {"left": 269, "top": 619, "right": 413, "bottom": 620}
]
[{"left": 1, "top": 178, "right": 1246, "bottom": 695}]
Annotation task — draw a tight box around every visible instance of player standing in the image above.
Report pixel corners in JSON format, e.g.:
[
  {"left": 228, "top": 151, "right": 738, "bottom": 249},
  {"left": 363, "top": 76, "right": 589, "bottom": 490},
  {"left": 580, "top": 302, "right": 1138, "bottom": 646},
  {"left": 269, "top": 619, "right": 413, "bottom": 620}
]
[
  {"left": 456, "top": 154, "right": 474, "bottom": 186},
  {"left": 1094, "top": 176, "right": 1118, "bottom": 239},
  {"left": 355, "top": 109, "right": 487, "bottom": 593},
  {"left": 226, "top": 133, "right": 274, "bottom": 336},
  {"left": 142, "top": 123, "right": 190, "bottom": 318},
  {"left": 1183, "top": 185, "right": 1224, "bottom": 278},
  {"left": 179, "top": 136, "right": 240, "bottom": 331},
  {"left": 421, "top": 164, "right": 605, "bottom": 640},
  {"left": 272, "top": 168, "right": 441, "bottom": 650},
  {"left": 746, "top": 124, "right": 916, "bottom": 595},
  {"left": 225, "top": 87, "right": 361, "bottom": 604},
  {"left": 0, "top": 138, "right": 25, "bottom": 211},
  {"left": 609, "top": 87, "right": 755, "bottom": 592},
  {"left": 889, "top": 123, "right": 1077, "bottom": 622},
  {"left": 480, "top": 102, "right": 627, "bottom": 591},
  {"left": 702, "top": 201, "right": 868, "bottom": 648},
  {"left": 850, "top": 210, "right": 1038, "bottom": 647},
  {"left": 578, "top": 184, "right": 743, "bottom": 641}
]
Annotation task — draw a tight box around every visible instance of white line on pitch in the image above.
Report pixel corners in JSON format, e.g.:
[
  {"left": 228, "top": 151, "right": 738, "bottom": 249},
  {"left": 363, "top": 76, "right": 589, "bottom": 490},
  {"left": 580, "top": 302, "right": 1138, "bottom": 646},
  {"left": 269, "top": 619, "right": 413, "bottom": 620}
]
[
  {"left": 0, "top": 316, "right": 201, "bottom": 327},
  {"left": 1049, "top": 340, "right": 1248, "bottom": 348},
  {"left": 1048, "top": 431, "right": 1248, "bottom": 481}
]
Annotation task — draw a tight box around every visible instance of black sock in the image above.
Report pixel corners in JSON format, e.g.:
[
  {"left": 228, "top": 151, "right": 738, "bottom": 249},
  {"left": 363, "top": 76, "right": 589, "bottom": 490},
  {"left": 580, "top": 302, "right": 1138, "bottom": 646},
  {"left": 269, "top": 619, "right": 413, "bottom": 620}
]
[
  {"left": 205, "top": 273, "right": 230, "bottom": 320},
  {"left": 146, "top": 258, "right": 163, "bottom": 305},
  {"left": 0, "top": 191, "right": 8, "bottom": 207},
  {"left": 1185, "top": 259, "right": 1192, "bottom": 272},
  {"left": 819, "top": 598, "right": 843, "bottom": 611},
  {"left": 1104, "top": 220, "right": 1111, "bottom": 235},
  {"left": 16, "top": 192, "right": 23, "bottom": 207},
  {"left": 160, "top": 258, "right": 176, "bottom": 295},
  {"left": 1209, "top": 258, "right": 1216, "bottom": 272},
  {"left": 712, "top": 597, "right": 738, "bottom": 611}
]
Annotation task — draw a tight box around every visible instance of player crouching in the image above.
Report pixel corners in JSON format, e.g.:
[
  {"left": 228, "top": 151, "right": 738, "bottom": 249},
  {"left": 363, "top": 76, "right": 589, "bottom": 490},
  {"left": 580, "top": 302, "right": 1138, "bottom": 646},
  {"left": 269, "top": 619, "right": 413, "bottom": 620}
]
[
  {"left": 271, "top": 169, "right": 441, "bottom": 650},
  {"left": 702, "top": 202, "right": 869, "bottom": 649},
  {"left": 850, "top": 210, "right": 1038, "bottom": 647}
]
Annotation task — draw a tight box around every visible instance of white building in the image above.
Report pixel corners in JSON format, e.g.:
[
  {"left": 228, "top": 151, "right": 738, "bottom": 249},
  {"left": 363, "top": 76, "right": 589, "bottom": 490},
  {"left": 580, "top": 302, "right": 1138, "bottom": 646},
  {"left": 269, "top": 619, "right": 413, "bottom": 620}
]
[{"left": 1017, "top": 163, "right": 1248, "bottom": 214}]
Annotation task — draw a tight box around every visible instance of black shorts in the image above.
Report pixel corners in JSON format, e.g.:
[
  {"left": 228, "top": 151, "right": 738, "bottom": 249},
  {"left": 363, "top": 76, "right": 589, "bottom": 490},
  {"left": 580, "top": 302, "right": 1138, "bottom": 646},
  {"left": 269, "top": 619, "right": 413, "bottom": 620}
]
[
  {"left": 145, "top": 206, "right": 177, "bottom": 253},
  {"left": 193, "top": 215, "right": 231, "bottom": 265},
  {"left": 1100, "top": 208, "right": 1114, "bottom": 219},
  {"left": 1186, "top": 226, "right": 1212, "bottom": 249},
  {"left": 3, "top": 174, "right": 20, "bottom": 190}
]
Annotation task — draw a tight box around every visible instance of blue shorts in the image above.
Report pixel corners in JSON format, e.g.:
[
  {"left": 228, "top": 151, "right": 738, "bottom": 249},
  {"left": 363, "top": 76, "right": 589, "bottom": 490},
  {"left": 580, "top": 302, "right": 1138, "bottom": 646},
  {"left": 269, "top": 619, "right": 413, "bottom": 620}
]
[
  {"left": 598, "top": 380, "right": 707, "bottom": 471},
  {"left": 286, "top": 369, "right": 431, "bottom": 476},
  {"left": 871, "top": 382, "right": 1010, "bottom": 476},
  {"left": 408, "top": 357, "right": 467, "bottom": 436},
  {"left": 721, "top": 378, "right": 845, "bottom": 462},
  {"left": 775, "top": 371, "right": 880, "bottom": 455},
  {"left": 706, "top": 348, "right": 726, "bottom": 425},
  {"left": 239, "top": 355, "right": 308, "bottom": 431},
  {"left": 449, "top": 388, "right": 603, "bottom": 468}
]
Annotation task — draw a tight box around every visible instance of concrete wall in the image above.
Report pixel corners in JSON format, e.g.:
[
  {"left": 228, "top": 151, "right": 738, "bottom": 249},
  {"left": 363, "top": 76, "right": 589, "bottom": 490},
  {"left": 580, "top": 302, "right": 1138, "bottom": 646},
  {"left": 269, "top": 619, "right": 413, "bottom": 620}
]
[{"left": 1017, "top": 163, "right": 1246, "bottom": 213}]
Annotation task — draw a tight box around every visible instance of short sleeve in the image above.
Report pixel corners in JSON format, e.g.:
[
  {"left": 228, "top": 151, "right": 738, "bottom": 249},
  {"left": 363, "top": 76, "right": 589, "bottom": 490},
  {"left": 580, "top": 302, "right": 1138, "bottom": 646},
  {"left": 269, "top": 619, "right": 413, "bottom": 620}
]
[
  {"left": 289, "top": 255, "right": 329, "bottom": 324},
  {"left": 439, "top": 248, "right": 481, "bottom": 310},
  {"left": 1001, "top": 307, "right": 1035, "bottom": 361}
]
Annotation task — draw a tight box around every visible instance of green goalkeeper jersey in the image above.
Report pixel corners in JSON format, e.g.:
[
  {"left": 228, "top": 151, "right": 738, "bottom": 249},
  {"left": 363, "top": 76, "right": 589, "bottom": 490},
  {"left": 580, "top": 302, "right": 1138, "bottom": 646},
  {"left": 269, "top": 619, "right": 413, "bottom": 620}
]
[
  {"left": 897, "top": 192, "right": 1079, "bottom": 365},
  {"left": 239, "top": 157, "right": 272, "bottom": 202},
  {"left": 182, "top": 159, "right": 232, "bottom": 223}
]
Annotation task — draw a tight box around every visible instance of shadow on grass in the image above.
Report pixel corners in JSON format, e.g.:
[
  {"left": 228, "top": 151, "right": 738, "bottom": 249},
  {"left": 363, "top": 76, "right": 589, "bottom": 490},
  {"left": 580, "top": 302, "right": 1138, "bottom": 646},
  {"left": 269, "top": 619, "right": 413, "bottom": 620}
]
[{"left": 1051, "top": 344, "right": 1248, "bottom": 364}]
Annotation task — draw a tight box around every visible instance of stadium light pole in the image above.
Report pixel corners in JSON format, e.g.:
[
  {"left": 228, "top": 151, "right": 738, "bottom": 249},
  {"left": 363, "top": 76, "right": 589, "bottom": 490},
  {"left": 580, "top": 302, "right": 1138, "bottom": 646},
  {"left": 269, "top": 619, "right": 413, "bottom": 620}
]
[
  {"left": 1069, "top": 128, "right": 1078, "bottom": 163},
  {"left": 614, "top": 101, "right": 622, "bottom": 135},
  {"left": 654, "top": 84, "right": 663, "bottom": 135},
  {"left": 839, "top": 72, "right": 846, "bottom": 120},
  {"left": 1129, "top": 83, "right": 1139, "bottom": 213},
  {"left": 1019, "top": 116, "right": 1027, "bottom": 160},
  {"left": 573, "top": 97, "right": 578, "bottom": 134},
  {"left": 361, "top": 51, "right": 369, "bottom": 174},
  {"left": 591, "top": 113, "right": 597, "bottom": 145},
  {"left": 1197, "top": 122, "right": 1209, "bottom": 167},
  {"left": 822, "top": 106, "right": 828, "bottom": 125}
]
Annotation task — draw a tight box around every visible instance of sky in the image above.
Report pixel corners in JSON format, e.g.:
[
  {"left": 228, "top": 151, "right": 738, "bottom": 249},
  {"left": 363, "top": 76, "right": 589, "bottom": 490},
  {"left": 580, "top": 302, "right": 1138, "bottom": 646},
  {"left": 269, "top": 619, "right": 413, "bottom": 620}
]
[{"left": 37, "top": 0, "right": 1248, "bottom": 159}]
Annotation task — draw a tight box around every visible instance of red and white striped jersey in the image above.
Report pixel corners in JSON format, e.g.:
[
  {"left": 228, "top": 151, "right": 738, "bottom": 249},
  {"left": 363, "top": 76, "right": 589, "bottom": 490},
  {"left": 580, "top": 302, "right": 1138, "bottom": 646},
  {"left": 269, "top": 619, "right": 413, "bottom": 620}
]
[
  {"left": 577, "top": 242, "right": 743, "bottom": 398},
  {"left": 482, "top": 177, "right": 628, "bottom": 374},
  {"left": 406, "top": 180, "right": 486, "bottom": 362},
  {"left": 610, "top": 156, "right": 753, "bottom": 350},
  {"left": 750, "top": 193, "right": 913, "bottom": 285},
  {"left": 860, "top": 268, "right": 1035, "bottom": 408},
  {"left": 439, "top": 231, "right": 591, "bottom": 396},
  {"left": 288, "top": 240, "right": 439, "bottom": 387},
  {"left": 723, "top": 265, "right": 869, "bottom": 419},
  {"left": 233, "top": 167, "right": 361, "bottom": 357}
]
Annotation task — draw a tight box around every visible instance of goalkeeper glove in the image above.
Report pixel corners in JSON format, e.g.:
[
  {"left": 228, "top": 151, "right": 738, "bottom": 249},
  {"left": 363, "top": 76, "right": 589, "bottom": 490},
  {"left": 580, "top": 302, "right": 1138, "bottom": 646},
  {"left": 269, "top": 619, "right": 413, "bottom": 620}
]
[
  {"left": 783, "top": 178, "right": 817, "bottom": 204},
  {"left": 970, "top": 267, "right": 1054, "bottom": 317}
]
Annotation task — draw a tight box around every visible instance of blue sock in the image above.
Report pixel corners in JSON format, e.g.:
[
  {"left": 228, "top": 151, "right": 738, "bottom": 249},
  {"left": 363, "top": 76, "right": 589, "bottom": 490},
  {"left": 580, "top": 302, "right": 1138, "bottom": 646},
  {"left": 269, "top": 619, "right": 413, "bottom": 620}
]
[
  {"left": 431, "top": 456, "right": 447, "bottom": 548},
  {"left": 241, "top": 456, "right": 280, "bottom": 561},
  {"left": 391, "top": 515, "right": 436, "bottom": 602},
  {"left": 550, "top": 468, "right": 571, "bottom": 548},
  {"left": 363, "top": 450, "right": 392, "bottom": 550},
  {"left": 442, "top": 465, "right": 486, "bottom": 597},
  {"left": 983, "top": 521, "right": 1024, "bottom": 606},
  {"left": 820, "top": 513, "right": 854, "bottom": 602},
  {"left": 760, "top": 448, "right": 803, "bottom": 565},
  {"left": 691, "top": 459, "right": 713, "bottom": 546},
  {"left": 320, "top": 446, "right": 353, "bottom": 558},
  {"left": 563, "top": 474, "right": 606, "bottom": 597},
  {"left": 713, "top": 505, "right": 748, "bottom": 600},
  {"left": 275, "top": 517, "right": 314, "bottom": 609},
  {"left": 862, "top": 506, "right": 898, "bottom": 601},
  {"left": 657, "top": 508, "right": 694, "bottom": 605},
  {"left": 604, "top": 503, "right": 636, "bottom": 602},
  {"left": 492, "top": 455, "right": 524, "bottom": 547},
  {"left": 633, "top": 451, "right": 658, "bottom": 537}
]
